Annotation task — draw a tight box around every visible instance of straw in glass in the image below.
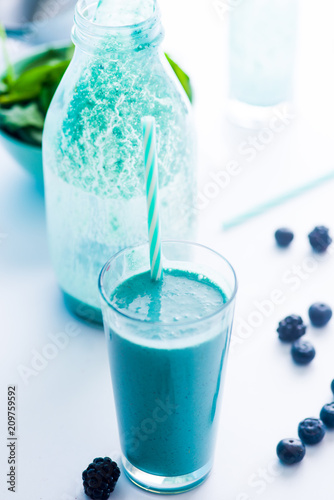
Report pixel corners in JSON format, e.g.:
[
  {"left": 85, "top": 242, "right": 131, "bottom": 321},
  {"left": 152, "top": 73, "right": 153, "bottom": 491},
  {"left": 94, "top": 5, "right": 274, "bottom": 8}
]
[{"left": 142, "top": 116, "right": 163, "bottom": 281}]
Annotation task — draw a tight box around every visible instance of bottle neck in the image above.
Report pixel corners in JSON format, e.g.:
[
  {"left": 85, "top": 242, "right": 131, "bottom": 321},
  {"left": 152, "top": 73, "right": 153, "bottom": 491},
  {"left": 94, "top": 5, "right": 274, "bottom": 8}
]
[{"left": 72, "top": 0, "right": 164, "bottom": 53}]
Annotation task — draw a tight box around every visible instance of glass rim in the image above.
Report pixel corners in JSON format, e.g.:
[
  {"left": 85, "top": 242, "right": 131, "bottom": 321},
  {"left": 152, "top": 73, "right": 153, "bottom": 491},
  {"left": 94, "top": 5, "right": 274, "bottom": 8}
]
[
  {"left": 75, "top": 0, "right": 160, "bottom": 33},
  {"left": 98, "top": 240, "right": 238, "bottom": 327}
]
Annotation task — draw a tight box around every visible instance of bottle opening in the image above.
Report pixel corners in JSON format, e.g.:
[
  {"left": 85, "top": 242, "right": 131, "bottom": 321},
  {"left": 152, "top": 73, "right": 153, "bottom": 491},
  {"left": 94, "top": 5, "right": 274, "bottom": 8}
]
[
  {"left": 90, "top": 0, "right": 156, "bottom": 27},
  {"left": 74, "top": 0, "right": 162, "bottom": 51}
]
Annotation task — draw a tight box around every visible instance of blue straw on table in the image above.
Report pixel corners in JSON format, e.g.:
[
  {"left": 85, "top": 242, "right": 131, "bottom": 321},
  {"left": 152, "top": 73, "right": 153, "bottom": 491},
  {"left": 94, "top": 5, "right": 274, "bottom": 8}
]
[{"left": 222, "top": 170, "right": 334, "bottom": 231}]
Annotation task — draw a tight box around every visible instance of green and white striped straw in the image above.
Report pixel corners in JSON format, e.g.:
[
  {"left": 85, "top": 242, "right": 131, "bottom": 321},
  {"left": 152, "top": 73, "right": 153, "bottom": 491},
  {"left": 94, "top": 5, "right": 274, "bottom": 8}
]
[{"left": 142, "top": 116, "right": 163, "bottom": 281}]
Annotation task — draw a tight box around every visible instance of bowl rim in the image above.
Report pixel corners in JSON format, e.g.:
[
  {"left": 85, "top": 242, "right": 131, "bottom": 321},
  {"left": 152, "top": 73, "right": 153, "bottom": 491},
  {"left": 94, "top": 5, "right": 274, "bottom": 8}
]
[{"left": 0, "top": 127, "right": 41, "bottom": 151}]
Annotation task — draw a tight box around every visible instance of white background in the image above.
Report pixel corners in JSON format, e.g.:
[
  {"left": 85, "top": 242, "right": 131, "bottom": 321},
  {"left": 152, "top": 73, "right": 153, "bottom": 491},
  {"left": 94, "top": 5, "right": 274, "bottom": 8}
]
[{"left": 1, "top": 0, "right": 334, "bottom": 499}]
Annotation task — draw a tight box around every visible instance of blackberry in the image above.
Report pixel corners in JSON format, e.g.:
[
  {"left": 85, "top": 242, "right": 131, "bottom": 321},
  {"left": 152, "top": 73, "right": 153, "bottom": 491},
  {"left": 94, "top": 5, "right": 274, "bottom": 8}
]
[
  {"left": 291, "top": 339, "right": 316, "bottom": 365},
  {"left": 308, "top": 303, "right": 332, "bottom": 327},
  {"left": 276, "top": 438, "right": 305, "bottom": 465},
  {"left": 298, "top": 418, "right": 325, "bottom": 445},
  {"left": 275, "top": 228, "right": 294, "bottom": 247},
  {"left": 277, "top": 315, "right": 306, "bottom": 342},
  {"left": 82, "top": 457, "right": 120, "bottom": 500},
  {"left": 308, "top": 226, "right": 332, "bottom": 253}
]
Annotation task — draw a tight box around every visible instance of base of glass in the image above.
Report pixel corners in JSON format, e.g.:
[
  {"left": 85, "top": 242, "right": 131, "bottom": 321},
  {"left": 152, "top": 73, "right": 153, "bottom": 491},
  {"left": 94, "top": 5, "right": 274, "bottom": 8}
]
[
  {"left": 122, "top": 456, "right": 212, "bottom": 494},
  {"left": 226, "top": 98, "right": 293, "bottom": 129},
  {"left": 63, "top": 291, "right": 103, "bottom": 326}
]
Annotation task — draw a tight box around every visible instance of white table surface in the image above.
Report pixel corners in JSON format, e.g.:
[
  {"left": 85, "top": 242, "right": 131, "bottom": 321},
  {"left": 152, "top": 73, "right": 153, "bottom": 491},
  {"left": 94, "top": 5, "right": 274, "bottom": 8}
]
[{"left": 1, "top": 1, "right": 334, "bottom": 499}]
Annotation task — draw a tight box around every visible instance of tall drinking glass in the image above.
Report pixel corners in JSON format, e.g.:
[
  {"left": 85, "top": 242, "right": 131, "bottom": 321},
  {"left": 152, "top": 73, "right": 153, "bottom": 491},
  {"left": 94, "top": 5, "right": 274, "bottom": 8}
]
[
  {"left": 228, "top": 0, "right": 299, "bottom": 127},
  {"left": 99, "top": 241, "right": 237, "bottom": 493}
]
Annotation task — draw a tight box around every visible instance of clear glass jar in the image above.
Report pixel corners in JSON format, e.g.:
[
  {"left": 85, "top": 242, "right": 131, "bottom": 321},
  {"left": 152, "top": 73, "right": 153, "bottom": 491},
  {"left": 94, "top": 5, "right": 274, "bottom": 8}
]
[
  {"left": 228, "top": 0, "right": 299, "bottom": 127},
  {"left": 43, "top": 0, "right": 196, "bottom": 323}
]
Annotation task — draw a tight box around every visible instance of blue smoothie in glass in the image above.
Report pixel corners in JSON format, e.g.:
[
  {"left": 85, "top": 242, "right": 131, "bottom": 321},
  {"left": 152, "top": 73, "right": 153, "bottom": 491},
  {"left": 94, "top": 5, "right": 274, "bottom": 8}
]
[{"left": 106, "top": 268, "right": 230, "bottom": 477}]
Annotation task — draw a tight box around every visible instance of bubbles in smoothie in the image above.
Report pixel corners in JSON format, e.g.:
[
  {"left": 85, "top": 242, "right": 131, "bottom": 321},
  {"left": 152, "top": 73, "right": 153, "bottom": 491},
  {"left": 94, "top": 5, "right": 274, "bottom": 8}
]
[{"left": 110, "top": 268, "right": 226, "bottom": 325}]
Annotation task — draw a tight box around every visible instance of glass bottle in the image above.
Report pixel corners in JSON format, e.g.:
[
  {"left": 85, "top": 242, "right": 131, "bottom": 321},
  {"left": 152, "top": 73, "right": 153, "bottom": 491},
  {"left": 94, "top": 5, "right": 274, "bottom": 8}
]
[{"left": 43, "top": 0, "right": 196, "bottom": 323}]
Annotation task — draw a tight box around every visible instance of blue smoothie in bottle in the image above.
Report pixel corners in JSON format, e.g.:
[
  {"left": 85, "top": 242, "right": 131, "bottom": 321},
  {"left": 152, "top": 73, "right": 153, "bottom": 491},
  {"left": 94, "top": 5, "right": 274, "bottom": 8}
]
[
  {"left": 106, "top": 268, "right": 231, "bottom": 478},
  {"left": 43, "top": 0, "right": 196, "bottom": 322}
]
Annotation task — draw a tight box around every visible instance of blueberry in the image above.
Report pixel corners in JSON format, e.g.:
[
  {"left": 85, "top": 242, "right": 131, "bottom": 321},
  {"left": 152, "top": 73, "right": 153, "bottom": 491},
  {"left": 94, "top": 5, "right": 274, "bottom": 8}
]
[
  {"left": 308, "top": 226, "right": 332, "bottom": 253},
  {"left": 331, "top": 379, "right": 334, "bottom": 395},
  {"left": 320, "top": 403, "right": 334, "bottom": 428},
  {"left": 291, "top": 339, "right": 316, "bottom": 365},
  {"left": 298, "top": 418, "right": 325, "bottom": 445},
  {"left": 276, "top": 438, "right": 306, "bottom": 465},
  {"left": 275, "top": 228, "right": 294, "bottom": 247},
  {"left": 308, "top": 302, "right": 332, "bottom": 327},
  {"left": 277, "top": 315, "right": 306, "bottom": 342}
]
